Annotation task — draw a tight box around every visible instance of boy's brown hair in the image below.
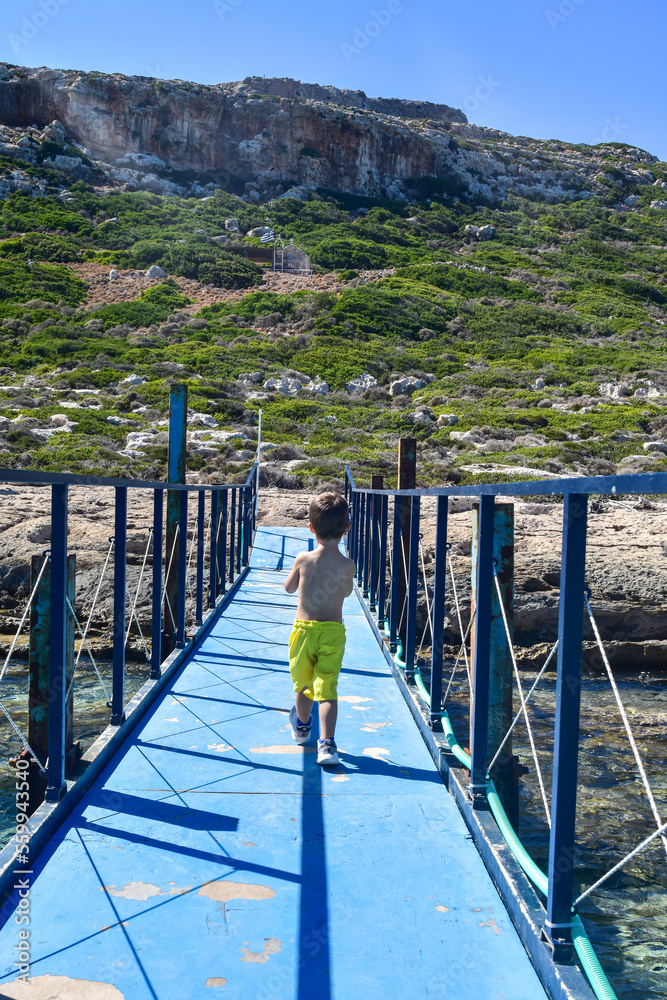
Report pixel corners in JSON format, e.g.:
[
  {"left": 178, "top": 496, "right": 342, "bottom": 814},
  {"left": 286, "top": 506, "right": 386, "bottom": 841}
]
[{"left": 309, "top": 492, "right": 350, "bottom": 541}]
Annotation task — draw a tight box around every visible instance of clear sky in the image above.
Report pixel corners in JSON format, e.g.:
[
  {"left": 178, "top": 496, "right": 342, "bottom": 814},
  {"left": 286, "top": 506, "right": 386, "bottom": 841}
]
[{"left": 1, "top": 0, "right": 665, "bottom": 160}]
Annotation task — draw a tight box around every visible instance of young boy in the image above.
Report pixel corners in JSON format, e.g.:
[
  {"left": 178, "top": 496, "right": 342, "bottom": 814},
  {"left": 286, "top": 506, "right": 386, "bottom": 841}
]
[{"left": 284, "top": 492, "right": 355, "bottom": 766}]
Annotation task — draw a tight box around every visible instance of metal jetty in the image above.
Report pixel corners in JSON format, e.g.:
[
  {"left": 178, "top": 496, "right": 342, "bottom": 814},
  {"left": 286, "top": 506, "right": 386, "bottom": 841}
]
[{"left": 0, "top": 460, "right": 662, "bottom": 999}]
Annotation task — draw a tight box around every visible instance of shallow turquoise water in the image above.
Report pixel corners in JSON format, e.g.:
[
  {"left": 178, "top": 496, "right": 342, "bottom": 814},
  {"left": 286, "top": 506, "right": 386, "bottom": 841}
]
[{"left": 446, "top": 670, "right": 667, "bottom": 1000}]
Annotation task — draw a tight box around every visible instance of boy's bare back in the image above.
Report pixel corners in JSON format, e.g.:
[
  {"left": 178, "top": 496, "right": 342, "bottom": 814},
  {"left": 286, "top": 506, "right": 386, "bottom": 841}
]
[{"left": 284, "top": 545, "right": 355, "bottom": 623}]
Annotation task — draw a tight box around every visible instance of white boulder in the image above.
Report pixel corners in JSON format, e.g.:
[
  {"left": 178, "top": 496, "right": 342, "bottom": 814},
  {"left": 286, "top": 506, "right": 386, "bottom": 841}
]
[
  {"left": 389, "top": 377, "right": 426, "bottom": 396},
  {"left": 109, "top": 269, "right": 119, "bottom": 280},
  {"left": 146, "top": 265, "right": 167, "bottom": 279},
  {"left": 599, "top": 383, "right": 628, "bottom": 398},
  {"left": 346, "top": 373, "right": 378, "bottom": 393},
  {"left": 263, "top": 376, "right": 303, "bottom": 396},
  {"left": 119, "top": 374, "right": 147, "bottom": 387},
  {"left": 624, "top": 195, "right": 640, "bottom": 206},
  {"left": 436, "top": 414, "right": 459, "bottom": 427},
  {"left": 188, "top": 412, "right": 219, "bottom": 429},
  {"left": 643, "top": 441, "right": 667, "bottom": 454},
  {"left": 477, "top": 224, "right": 496, "bottom": 240},
  {"left": 225, "top": 217, "right": 241, "bottom": 232},
  {"left": 650, "top": 200, "right": 667, "bottom": 210},
  {"left": 305, "top": 380, "right": 329, "bottom": 396},
  {"left": 239, "top": 371, "right": 264, "bottom": 384}
]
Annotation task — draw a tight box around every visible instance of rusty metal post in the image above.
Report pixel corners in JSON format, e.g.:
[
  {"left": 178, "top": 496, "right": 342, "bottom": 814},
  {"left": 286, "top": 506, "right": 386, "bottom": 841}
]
[
  {"left": 471, "top": 502, "right": 517, "bottom": 824},
  {"left": 397, "top": 438, "right": 416, "bottom": 649},
  {"left": 28, "top": 552, "right": 78, "bottom": 813},
  {"left": 164, "top": 384, "right": 187, "bottom": 655}
]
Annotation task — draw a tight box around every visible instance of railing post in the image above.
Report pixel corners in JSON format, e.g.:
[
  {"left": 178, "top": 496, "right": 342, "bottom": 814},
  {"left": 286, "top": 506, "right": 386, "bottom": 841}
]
[
  {"left": 470, "top": 493, "right": 495, "bottom": 808},
  {"left": 545, "top": 493, "right": 588, "bottom": 963},
  {"left": 377, "top": 494, "right": 388, "bottom": 629},
  {"left": 359, "top": 493, "right": 367, "bottom": 588},
  {"left": 220, "top": 490, "right": 228, "bottom": 593},
  {"left": 236, "top": 487, "right": 243, "bottom": 573},
  {"left": 229, "top": 488, "right": 236, "bottom": 583},
  {"left": 389, "top": 497, "right": 402, "bottom": 649},
  {"left": 111, "top": 486, "right": 127, "bottom": 726},
  {"left": 209, "top": 490, "right": 219, "bottom": 607},
  {"left": 45, "top": 483, "right": 67, "bottom": 802},
  {"left": 348, "top": 491, "right": 356, "bottom": 561},
  {"left": 430, "top": 495, "right": 448, "bottom": 731},
  {"left": 196, "top": 490, "right": 205, "bottom": 625},
  {"left": 362, "top": 492, "right": 371, "bottom": 597},
  {"left": 397, "top": 437, "right": 416, "bottom": 651},
  {"left": 370, "top": 476, "right": 383, "bottom": 609},
  {"left": 164, "top": 383, "right": 187, "bottom": 654},
  {"left": 176, "top": 490, "right": 187, "bottom": 648},
  {"left": 404, "top": 495, "right": 420, "bottom": 680},
  {"left": 472, "top": 501, "right": 517, "bottom": 825},
  {"left": 151, "top": 489, "right": 163, "bottom": 679}
]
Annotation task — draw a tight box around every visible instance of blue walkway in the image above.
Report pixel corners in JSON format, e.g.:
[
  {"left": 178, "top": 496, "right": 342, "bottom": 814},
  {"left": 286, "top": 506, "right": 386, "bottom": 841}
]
[{"left": 0, "top": 528, "right": 547, "bottom": 1000}]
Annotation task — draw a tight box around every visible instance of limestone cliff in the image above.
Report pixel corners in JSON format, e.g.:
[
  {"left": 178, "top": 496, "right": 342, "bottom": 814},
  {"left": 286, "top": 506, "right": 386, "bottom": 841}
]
[{"left": 0, "top": 63, "right": 659, "bottom": 203}]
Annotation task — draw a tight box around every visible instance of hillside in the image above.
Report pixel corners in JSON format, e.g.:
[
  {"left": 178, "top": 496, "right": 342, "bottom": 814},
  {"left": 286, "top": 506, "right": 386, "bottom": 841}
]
[{"left": 0, "top": 66, "right": 667, "bottom": 488}]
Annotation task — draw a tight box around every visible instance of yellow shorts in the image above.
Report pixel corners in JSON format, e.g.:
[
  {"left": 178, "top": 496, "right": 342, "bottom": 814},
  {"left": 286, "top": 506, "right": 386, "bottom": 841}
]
[{"left": 288, "top": 620, "right": 346, "bottom": 702}]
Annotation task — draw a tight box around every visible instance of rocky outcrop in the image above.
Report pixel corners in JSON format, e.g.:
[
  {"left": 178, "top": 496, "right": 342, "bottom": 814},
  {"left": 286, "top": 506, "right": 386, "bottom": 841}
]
[{"left": 0, "top": 64, "right": 659, "bottom": 203}]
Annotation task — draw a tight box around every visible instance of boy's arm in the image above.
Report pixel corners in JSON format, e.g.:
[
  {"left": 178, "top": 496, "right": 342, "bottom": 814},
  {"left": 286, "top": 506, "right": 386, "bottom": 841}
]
[{"left": 284, "top": 552, "right": 304, "bottom": 594}]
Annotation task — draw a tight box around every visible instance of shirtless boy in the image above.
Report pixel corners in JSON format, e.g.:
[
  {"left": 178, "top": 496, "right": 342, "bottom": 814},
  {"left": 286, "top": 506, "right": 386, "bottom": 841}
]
[{"left": 283, "top": 492, "right": 355, "bottom": 766}]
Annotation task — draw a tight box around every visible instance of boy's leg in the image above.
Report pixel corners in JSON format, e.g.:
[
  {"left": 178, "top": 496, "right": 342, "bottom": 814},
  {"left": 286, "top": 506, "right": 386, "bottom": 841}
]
[
  {"left": 319, "top": 699, "right": 338, "bottom": 741},
  {"left": 296, "top": 687, "right": 313, "bottom": 726}
]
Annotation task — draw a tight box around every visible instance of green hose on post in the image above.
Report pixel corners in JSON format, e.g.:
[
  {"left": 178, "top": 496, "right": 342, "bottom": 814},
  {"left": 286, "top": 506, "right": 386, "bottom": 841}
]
[{"left": 378, "top": 610, "right": 617, "bottom": 1000}]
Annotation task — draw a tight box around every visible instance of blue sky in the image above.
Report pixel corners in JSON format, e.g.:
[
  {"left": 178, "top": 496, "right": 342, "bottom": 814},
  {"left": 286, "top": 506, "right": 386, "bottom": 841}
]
[{"left": 1, "top": 0, "right": 665, "bottom": 160}]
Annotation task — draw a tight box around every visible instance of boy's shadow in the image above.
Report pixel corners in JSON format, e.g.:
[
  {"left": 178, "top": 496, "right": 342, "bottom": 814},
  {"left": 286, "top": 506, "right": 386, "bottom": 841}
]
[{"left": 327, "top": 751, "right": 442, "bottom": 784}]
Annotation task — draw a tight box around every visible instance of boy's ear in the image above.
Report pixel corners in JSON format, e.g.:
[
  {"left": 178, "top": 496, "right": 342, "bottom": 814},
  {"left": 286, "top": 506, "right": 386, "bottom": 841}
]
[
  {"left": 343, "top": 522, "right": 351, "bottom": 535},
  {"left": 308, "top": 522, "right": 316, "bottom": 534}
]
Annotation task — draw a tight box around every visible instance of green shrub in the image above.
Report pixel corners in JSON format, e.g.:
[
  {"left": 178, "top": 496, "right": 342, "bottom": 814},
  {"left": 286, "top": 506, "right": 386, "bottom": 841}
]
[{"left": 139, "top": 279, "right": 193, "bottom": 309}]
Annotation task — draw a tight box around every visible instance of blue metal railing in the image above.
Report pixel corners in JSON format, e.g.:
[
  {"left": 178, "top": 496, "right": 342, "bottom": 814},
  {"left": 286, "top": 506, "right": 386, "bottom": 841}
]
[
  {"left": 0, "top": 463, "right": 258, "bottom": 806},
  {"left": 344, "top": 465, "right": 666, "bottom": 998}
]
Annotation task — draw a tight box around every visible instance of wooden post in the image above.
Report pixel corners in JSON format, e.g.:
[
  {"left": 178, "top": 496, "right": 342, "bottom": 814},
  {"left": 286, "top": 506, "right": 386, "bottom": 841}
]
[
  {"left": 471, "top": 502, "right": 518, "bottom": 824},
  {"left": 164, "top": 384, "right": 187, "bottom": 656},
  {"left": 26, "top": 552, "right": 78, "bottom": 814},
  {"left": 397, "top": 438, "right": 416, "bottom": 649}
]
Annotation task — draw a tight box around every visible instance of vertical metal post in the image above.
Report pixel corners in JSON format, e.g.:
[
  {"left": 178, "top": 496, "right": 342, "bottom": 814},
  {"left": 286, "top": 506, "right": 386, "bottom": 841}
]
[
  {"left": 165, "top": 383, "right": 187, "bottom": 652},
  {"left": 176, "top": 490, "right": 187, "bottom": 648},
  {"left": 471, "top": 502, "right": 517, "bottom": 824},
  {"left": 111, "top": 486, "right": 127, "bottom": 726},
  {"left": 29, "top": 554, "right": 51, "bottom": 767},
  {"left": 404, "top": 496, "right": 420, "bottom": 680},
  {"left": 196, "top": 491, "right": 205, "bottom": 625},
  {"left": 370, "top": 476, "right": 383, "bottom": 609},
  {"left": 358, "top": 493, "right": 366, "bottom": 584},
  {"left": 236, "top": 487, "right": 243, "bottom": 573},
  {"left": 470, "top": 494, "right": 495, "bottom": 807},
  {"left": 64, "top": 554, "right": 77, "bottom": 771},
  {"left": 151, "top": 489, "right": 163, "bottom": 678},
  {"left": 220, "top": 490, "right": 228, "bottom": 593},
  {"left": 545, "top": 494, "right": 588, "bottom": 961},
  {"left": 389, "top": 496, "right": 402, "bottom": 649},
  {"left": 229, "top": 489, "right": 236, "bottom": 583},
  {"left": 398, "top": 437, "right": 416, "bottom": 649},
  {"left": 348, "top": 492, "right": 356, "bottom": 560},
  {"left": 362, "top": 493, "right": 371, "bottom": 596},
  {"left": 430, "top": 496, "right": 448, "bottom": 730},
  {"left": 46, "top": 483, "right": 68, "bottom": 802},
  {"left": 209, "top": 491, "right": 219, "bottom": 608},
  {"left": 377, "top": 495, "right": 389, "bottom": 629}
]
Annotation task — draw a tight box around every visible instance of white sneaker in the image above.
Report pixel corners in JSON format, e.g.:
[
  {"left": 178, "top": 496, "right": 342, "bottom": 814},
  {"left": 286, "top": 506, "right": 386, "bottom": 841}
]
[
  {"left": 317, "top": 738, "right": 339, "bottom": 766},
  {"left": 289, "top": 706, "right": 312, "bottom": 744}
]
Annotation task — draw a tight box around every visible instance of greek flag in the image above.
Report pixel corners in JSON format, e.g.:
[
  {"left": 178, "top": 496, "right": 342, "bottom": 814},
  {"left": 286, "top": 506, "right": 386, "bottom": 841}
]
[{"left": 260, "top": 230, "right": 275, "bottom": 244}]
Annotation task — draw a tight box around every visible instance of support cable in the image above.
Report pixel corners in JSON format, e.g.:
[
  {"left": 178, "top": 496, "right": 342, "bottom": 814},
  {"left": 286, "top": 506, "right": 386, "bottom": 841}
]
[
  {"left": 0, "top": 552, "right": 50, "bottom": 684},
  {"left": 75, "top": 537, "right": 114, "bottom": 667},
  {"left": 161, "top": 524, "right": 179, "bottom": 631},
  {"left": 574, "top": 817, "right": 667, "bottom": 906},
  {"left": 125, "top": 528, "right": 152, "bottom": 655},
  {"left": 66, "top": 596, "right": 110, "bottom": 703},
  {"left": 487, "top": 641, "right": 559, "bottom": 773},
  {"left": 585, "top": 592, "right": 667, "bottom": 858},
  {"left": 493, "top": 564, "right": 551, "bottom": 827},
  {"left": 446, "top": 546, "right": 472, "bottom": 687}
]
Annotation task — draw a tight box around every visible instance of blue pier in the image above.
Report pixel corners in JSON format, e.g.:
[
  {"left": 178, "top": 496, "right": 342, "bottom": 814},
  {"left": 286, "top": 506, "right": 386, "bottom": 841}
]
[{"left": 0, "top": 528, "right": 547, "bottom": 1000}]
